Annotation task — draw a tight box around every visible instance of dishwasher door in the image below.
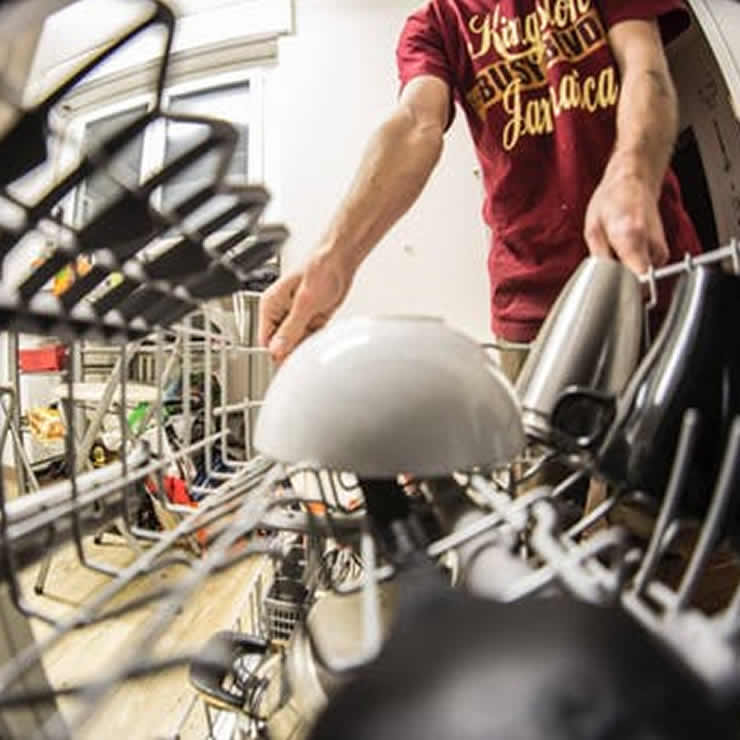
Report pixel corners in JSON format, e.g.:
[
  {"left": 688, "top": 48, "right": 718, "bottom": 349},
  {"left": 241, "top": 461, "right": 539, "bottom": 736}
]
[{"left": 669, "top": 1, "right": 740, "bottom": 252}]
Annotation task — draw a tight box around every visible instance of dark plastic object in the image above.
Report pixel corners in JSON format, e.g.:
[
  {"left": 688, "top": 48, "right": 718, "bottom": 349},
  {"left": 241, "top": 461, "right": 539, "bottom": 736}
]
[
  {"left": 309, "top": 589, "right": 734, "bottom": 740},
  {"left": 59, "top": 265, "right": 109, "bottom": 310},
  {"left": 75, "top": 114, "right": 237, "bottom": 261},
  {"left": 551, "top": 386, "right": 617, "bottom": 452},
  {"left": 92, "top": 278, "right": 139, "bottom": 317},
  {"left": 0, "top": 112, "right": 156, "bottom": 260},
  {"left": 232, "top": 224, "right": 289, "bottom": 273},
  {"left": 188, "top": 630, "right": 267, "bottom": 710},
  {"left": 3, "top": 112, "right": 237, "bottom": 283},
  {"left": 115, "top": 286, "right": 163, "bottom": 321},
  {"left": 41, "top": 182, "right": 259, "bottom": 316},
  {"left": 186, "top": 265, "right": 241, "bottom": 299},
  {"left": 596, "top": 267, "right": 740, "bottom": 516},
  {"left": 144, "top": 185, "right": 269, "bottom": 279}
]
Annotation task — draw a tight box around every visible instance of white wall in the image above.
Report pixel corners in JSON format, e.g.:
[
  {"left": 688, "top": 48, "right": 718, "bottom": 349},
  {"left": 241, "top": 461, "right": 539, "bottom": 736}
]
[
  {"left": 27, "top": 0, "right": 293, "bottom": 99},
  {"left": 15, "top": 0, "right": 492, "bottom": 342},
  {"left": 273, "top": 0, "right": 492, "bottom": 341}
]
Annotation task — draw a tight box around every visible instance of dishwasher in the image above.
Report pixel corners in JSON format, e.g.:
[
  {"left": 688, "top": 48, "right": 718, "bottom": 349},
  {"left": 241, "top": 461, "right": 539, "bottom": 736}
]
[{"left": 0, "top": 1, "right": 739, "bottom": 739}]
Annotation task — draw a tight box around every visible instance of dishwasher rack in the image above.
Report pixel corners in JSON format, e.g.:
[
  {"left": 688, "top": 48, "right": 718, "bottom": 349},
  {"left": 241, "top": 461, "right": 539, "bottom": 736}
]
[
  {"left": 1, "top": 3, "right": 740, "bottom": 740},
  {"left": 0, "top": 1, "right": 296, "bottom": 737}
]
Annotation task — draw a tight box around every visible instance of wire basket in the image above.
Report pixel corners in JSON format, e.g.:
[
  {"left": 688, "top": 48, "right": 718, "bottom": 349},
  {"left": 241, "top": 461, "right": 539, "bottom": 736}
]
[{"left": 263, "top": 578, "right": 310, "bottom": 645}]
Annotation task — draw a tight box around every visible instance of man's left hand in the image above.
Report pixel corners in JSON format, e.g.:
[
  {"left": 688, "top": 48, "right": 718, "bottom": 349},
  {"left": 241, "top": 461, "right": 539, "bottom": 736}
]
[{"left": 584, "top": 161, "right": 669, "bottom": 276}]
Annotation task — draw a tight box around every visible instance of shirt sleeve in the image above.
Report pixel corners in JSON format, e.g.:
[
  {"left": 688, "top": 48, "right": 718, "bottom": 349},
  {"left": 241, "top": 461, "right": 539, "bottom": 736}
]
[
  {"left": 396, "top": 3, "right": 456, "bottom": 128},
  {"left": 596, "top": 0, "right": 691, "bottom": 45}
]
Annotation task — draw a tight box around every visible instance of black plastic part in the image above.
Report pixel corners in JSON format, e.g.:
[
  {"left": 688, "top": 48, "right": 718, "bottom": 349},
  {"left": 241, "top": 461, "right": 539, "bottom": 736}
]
[
  {"left": 0, "top": 109, "right": 48, "bottom": 189},
  {"left": 597, "top": 267, "right": 740, "bottom": 522},
  {"left": 188, "top": 631, "right": 267, "bottom": 710},
  {"left": 92, "top": 278, "right": 139, "bottom": 317},
  {"left": 309, "top": 593, "right": 735, "bottom": 740},
  {"left": 77, "top": 195, "right": 157, "bottom": 261},
  {"left": 145, "top": 238, "right": 210, "bottom": 280},
  {"left": 18, "top": 251, "right": 69, "bottom": 301},
  {"left": 550, "top": 386, "right": 617, "bottom": 452},
  {"left": 59, "top": 265, "right": 109, "bottom": 310},
  {"left": 116, "top": 286, "right": 167, "bottom": 321},
  {"left": 231, "top": 241, "right": 278, "bottom": 274},
  {"left": 0, "top": 2, "right": 174, "bottom": 188},
  {"left": 186, "top": 265, "right": 241, "bottom": 299}
]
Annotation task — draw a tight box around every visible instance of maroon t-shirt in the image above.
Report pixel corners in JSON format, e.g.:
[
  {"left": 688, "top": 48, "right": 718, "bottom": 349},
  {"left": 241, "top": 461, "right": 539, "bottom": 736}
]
[{"left": 397, "top": 0, "right": 702, "bottom": 342}]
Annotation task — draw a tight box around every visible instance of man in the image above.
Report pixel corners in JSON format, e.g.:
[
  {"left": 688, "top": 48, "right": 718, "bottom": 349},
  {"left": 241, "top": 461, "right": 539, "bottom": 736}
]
[
  {"left": 259, "top": 1, "right": 740, "bottom": 614},
  {"left": 259, "top": 0, "right": 701, "bottom": 369}
]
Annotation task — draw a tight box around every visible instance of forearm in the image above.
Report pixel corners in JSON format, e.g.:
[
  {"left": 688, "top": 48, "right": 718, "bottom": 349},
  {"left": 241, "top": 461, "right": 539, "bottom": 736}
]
[
  {"left": 318, "top": 106, "right": 444, "bottom": 274},
  {"left": 607, "top": 57, "right": 679, "bottom": 197}
]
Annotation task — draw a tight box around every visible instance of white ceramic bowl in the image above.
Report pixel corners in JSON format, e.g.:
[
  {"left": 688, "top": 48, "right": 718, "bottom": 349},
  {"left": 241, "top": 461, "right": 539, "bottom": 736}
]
[{"left": 255, "top": 316, "right": 525, "bottom": 477}]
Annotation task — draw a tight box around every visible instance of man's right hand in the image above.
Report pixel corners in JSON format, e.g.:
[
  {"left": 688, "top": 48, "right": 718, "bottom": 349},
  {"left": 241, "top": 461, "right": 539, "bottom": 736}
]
[{"left": 258, "top": 250, "right": 353, "bottom": 363}]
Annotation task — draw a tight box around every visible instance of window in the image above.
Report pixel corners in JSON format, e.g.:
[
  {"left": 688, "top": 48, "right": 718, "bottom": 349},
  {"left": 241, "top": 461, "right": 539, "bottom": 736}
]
[
  {"left": 68, "top": 69, "right": 265, "bottom": 250},
  {"left": 161, "top": 82, "right": 251, "bottom": 216},
  {"left": 76, "top": 104, "right": 148, "bottom": 225}
]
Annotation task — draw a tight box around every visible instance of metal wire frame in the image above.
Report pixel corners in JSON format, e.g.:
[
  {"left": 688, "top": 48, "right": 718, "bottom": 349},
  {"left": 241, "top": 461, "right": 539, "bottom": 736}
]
[
  {"left": 18, "top": 305, "right": 270, "bottom": 599},
  {"left": 640, "top": 238, "right": 740, "bottom": 310},
  {"left": 1, "top": 8, "right": 737, "bottom": 729},
  {"left": 0, "top": 316, "right": 373, "bottom": 737},
  {"left": 619, "top": 411, "right": 740, "bottom": 699},
  {"left": 0, "top": 1, "right": 302, "bottom": 737},
  {"left": 266, "top": 461, "right": 634, "bottom": 623},
  {"left": 172, "top": 553, "right": 278, "bottom": 739},
  {"left": 1, "top": 473, "right": 288, "bottom": 740},
  {"left": 0, "top": 133, "right": 289, "bottom": 338},
  {"left": 486, "top": 406, "right": 740, "bottom": 700},
  {"left": 0, "top": 2, "right": 288, "bottom": 343}
]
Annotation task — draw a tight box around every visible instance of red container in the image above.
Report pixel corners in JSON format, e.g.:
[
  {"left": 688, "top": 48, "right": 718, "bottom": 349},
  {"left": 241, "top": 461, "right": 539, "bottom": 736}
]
[{"left": 19, "top": 345, "right": 67, "bottom": 373}]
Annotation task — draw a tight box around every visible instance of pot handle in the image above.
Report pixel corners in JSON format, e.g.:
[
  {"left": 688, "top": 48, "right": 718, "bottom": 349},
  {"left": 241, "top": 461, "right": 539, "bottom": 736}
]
[
  {"left": 189, "top": 630, "right": 268, "bottom": 710},
  {"left": 551, "top": 386, "right": 617, "bottom": 452}
]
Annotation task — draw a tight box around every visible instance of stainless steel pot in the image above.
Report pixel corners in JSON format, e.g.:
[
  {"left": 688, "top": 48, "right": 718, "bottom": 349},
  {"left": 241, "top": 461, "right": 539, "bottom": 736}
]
[
  {"left": 283, "top": 582, "right": 398, "bottom": 732},
  {"left": 515, "top": 256, "right": 643, "bottom": 442}
]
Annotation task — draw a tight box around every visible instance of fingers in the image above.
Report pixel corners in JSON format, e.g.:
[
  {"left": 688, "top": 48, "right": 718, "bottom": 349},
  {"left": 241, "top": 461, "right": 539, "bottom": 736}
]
[
  {"left": 585, "top": 174, "right": 671, "bottom": 277},
  {"left": 257, "top": 290, "right": 279, "bottom": 349},
  {"left": 607, "top": 216, "right": 668, "bottom": 276},
  {"left": 648, "top": 224, "right": 670, "bottom": 268},
  {"left": 584, "top": 219, "right": 614, "bottom": 260},
  {"left": 258, "top": 274, "right": 300, "bottom": 349},
  {"left": 268, "top": 285, "right": 319, "bottom": 363},
  {"left": 610, "top": 233, "right": 651, "bottom": 276},
  {"left": 586, "top": 214, "right": 662, "bottom": 277}
]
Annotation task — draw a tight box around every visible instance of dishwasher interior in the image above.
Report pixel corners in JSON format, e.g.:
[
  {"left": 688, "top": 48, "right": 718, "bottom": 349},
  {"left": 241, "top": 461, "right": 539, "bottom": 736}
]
[{"left": 0, "top": 1, "right": 739, "bottom": 739}]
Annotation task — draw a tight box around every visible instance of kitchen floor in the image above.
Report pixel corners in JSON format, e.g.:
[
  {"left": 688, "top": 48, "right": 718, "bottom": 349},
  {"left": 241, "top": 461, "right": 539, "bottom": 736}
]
[{"left": 17, "top": 536, "right": 265, "bottom": 740}]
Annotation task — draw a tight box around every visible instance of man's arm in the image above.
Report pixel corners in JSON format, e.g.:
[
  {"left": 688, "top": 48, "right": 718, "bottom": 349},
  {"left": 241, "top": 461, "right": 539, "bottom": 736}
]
[
  {"left": 584, "top": 19, "right": 679, "bottom": 274},
  {"left": 258, "top": 75, "right": 451, "bottom": 362}
]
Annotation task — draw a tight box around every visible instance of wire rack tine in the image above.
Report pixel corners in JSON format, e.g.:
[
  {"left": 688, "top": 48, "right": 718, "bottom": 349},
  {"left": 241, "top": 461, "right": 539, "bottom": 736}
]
[
  {"left": 633, "top": 409, "right": 701, "bottom": 595},
  {"left": 675, "top": 417, "right": 740, "bottom": 610},
  {"left": 0, "top": 461, "right": 280, "bottom": 699},
  {"left": 48, "top": 471, "right": 283, "bottom": 739},
  {"left": 638, "top": 242, "right": 740, "bottom": 285}
]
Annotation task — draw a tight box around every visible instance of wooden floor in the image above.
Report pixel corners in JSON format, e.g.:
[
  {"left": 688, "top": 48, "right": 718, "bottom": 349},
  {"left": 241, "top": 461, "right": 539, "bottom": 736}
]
[{"left": 16, "top": 536, "right": 266, "bottom": 740}]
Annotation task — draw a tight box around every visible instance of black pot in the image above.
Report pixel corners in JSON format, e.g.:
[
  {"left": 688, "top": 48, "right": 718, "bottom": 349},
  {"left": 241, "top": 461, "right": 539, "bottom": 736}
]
[
  {"left": 598, "top": 266, "right": 740, "bottom": 515},
  {"left": 553, "top": 266, "right": 740, "bottom": 524}
]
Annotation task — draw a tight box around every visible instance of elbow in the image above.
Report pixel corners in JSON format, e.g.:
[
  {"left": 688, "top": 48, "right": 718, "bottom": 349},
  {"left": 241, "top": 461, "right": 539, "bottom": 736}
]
[
  {"left": 410, "top": 118, "right": 445, "bottom": 161},
  {"left": 393, "top": 102, "right": 445, "bottom": 152}
]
